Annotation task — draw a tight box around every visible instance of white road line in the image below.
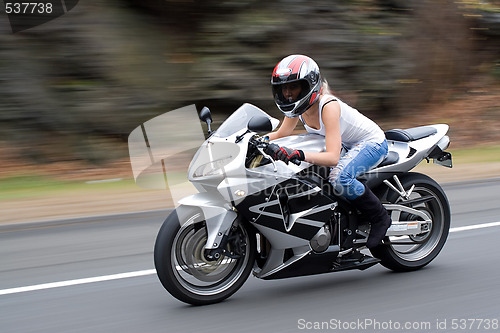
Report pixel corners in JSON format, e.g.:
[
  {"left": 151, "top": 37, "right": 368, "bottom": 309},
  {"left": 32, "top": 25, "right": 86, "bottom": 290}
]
[
  {"left": 1, "top": 221, "right": 500, "bottom": 297},
  {"left": 0, "top": 269, "right": 156, "bottom": 296},
  {"left": 449, "top": 221, "right": 500, "bottom": 233}
]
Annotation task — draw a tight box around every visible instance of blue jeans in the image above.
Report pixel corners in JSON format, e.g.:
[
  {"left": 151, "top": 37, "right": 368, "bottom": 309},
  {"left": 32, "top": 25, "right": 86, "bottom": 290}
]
[{"left": 328, "top": 139, "right": 388, "bottom": 200}]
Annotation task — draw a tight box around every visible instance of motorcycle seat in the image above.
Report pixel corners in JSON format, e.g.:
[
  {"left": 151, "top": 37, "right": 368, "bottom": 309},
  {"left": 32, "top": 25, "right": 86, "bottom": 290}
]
[
  {"left": 377, "top": 151, "right": 399, "bottom": 167},
  {"left": 385, "top": 126, "right": 437, "bottom": 142}
]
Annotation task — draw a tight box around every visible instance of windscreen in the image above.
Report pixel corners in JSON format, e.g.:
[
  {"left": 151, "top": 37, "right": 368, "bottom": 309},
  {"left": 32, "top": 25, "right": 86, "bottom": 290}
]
[{"left": 213, "top": 103, "right": 277, "bottom": 138}]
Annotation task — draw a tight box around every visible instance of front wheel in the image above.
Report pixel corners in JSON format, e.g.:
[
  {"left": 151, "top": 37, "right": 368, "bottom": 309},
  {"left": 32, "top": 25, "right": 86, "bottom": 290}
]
[
  {"left": 370, "top": 173, "right": 451, "bottom": 272},
  {"left": 154, "top": 208, "right": 256, "bottom": 305}
]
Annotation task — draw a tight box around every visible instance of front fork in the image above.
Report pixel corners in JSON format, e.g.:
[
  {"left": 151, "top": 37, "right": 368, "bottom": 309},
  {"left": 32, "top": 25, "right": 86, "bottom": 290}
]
[
  {"left": 204, "top": 221, "right": 247, "bottom": 261},
  {"left": 176, "top": 192, "right": 238, "bottom": 257}
]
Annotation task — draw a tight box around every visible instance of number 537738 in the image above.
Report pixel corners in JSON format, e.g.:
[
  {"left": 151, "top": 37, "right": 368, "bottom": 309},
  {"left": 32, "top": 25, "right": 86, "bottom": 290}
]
[{"left": 5, "top": 2, "right": 54, "bottom": 14}]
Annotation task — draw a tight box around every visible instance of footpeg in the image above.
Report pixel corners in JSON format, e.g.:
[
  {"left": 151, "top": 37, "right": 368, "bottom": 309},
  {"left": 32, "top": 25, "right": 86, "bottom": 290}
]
[{"left": 332, "top": 252, "right": 380, "bottom": 272}]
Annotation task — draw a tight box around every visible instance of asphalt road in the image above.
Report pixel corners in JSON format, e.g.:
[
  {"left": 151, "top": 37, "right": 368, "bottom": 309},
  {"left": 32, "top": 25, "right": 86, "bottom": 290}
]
[{"left": 1, "top": 179, "right": 500, "bottom": 333}]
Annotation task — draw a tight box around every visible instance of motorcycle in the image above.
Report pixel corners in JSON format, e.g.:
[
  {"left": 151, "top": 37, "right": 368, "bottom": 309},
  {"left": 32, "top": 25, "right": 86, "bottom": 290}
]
[{"left": 152, "top": 103, "right": 452, "bottom": 305}]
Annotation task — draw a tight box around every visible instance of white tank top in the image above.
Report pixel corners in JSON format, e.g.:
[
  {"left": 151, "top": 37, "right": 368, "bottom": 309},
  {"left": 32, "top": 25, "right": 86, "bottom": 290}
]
[{"left": 299, "top": 95, "right": 385, "bottom": 149}]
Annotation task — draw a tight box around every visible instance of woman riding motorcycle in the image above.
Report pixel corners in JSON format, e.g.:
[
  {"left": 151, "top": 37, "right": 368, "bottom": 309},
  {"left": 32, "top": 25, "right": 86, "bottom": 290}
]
[{"left": 266, "top": 54, "right": 391, "bottom": 248}]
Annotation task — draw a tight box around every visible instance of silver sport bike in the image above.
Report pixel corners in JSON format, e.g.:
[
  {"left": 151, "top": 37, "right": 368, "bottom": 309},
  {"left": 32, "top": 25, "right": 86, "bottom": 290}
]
[{"left": 153, "top": 103, "right": 452, "bottom": 305}]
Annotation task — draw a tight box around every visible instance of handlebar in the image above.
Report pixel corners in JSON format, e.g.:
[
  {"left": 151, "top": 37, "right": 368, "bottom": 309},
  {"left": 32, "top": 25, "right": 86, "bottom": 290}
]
[{"left": 249, "top": 136, "right": 302, "bottom": 167}]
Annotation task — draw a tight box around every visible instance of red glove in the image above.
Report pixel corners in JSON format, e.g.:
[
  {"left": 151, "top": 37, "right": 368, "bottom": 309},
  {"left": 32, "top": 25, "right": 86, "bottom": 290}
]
[{"left": 265, "top": 143, "right": 304, "bottom": 165}]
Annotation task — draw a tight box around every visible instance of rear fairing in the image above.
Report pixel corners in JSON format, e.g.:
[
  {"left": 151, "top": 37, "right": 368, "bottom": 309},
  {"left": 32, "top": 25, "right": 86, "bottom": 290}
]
[{"left": 370, "top": 124, "right": 449, "bottom": 173}]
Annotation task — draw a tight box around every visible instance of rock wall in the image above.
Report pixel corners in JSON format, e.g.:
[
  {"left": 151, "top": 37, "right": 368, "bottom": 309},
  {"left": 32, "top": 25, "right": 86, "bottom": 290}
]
[{"left": 0, "top": 0, "right": 498, "bottom": 164}]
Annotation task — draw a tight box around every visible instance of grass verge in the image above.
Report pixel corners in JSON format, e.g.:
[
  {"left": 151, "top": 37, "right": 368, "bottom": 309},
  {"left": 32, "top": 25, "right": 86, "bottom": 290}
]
[
  {"left": 0, "top": 175, "right": 137, "bottom": 200},
  {"left": 448, "top": 145, "right": 500, "bottom": 164}
]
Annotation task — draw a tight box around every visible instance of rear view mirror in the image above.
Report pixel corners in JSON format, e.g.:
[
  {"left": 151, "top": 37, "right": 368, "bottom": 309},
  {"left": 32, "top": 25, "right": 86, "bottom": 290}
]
[
  {"left": 248, "top": 116, "right": 273, "bottom": 133},
  {"left": 199, "top": 106, "right": 213, "bottom": 134},
  {"left": 199, "top": 106, "right": 212, "bottom": 123}
]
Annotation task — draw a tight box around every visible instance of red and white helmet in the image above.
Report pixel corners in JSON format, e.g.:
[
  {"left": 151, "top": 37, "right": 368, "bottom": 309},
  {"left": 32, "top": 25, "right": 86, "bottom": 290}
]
[{"left": 271, "top": 55, "right": 322, "bottom": 118}]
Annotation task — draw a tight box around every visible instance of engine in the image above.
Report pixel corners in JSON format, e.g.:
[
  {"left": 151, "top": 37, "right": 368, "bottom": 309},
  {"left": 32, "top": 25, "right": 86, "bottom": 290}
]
[{"left": 310, "top": 225, "right": 331, "bottom": 252}]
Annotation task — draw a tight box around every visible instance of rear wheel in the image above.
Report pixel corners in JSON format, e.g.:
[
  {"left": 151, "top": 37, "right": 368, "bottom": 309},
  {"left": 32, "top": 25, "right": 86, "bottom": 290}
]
[
  {"left": 370, "top": 173, "right": 450, "bottom": 271},
  {"left": 154, "top": 208, "right": 256, "bottom": 305}
]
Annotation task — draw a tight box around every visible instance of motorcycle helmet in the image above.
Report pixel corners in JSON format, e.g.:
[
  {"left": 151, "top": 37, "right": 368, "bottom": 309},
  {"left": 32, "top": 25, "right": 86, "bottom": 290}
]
[{"left": 271, "top": 54, "right": 322, "bottom": 118}]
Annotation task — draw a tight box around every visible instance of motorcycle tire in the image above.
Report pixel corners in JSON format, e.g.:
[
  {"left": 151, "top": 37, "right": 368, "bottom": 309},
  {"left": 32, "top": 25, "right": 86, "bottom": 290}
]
[
  {"left": 154, "top": 207, "right": 256, "bottom": 305},
  {"left": 370, "top": 172, "right": 451, "bottom": 272}
]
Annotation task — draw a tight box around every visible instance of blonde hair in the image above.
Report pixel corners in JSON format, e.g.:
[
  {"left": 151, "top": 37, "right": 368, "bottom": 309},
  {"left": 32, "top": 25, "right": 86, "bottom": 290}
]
[{"left": 321, "top": 79, "right": 335, "bottom": 96}]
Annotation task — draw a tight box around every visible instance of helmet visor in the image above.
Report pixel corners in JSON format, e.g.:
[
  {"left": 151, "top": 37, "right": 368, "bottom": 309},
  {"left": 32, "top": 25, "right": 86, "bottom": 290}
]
[{"left": 272, "top": 80, "right": 310, "bottom": 106}]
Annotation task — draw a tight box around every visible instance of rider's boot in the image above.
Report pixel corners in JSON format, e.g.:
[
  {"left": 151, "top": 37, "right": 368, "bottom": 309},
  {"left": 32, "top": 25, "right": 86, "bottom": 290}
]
[{"left": 351, "top": 187, "right": 392, "bottom": 249}]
